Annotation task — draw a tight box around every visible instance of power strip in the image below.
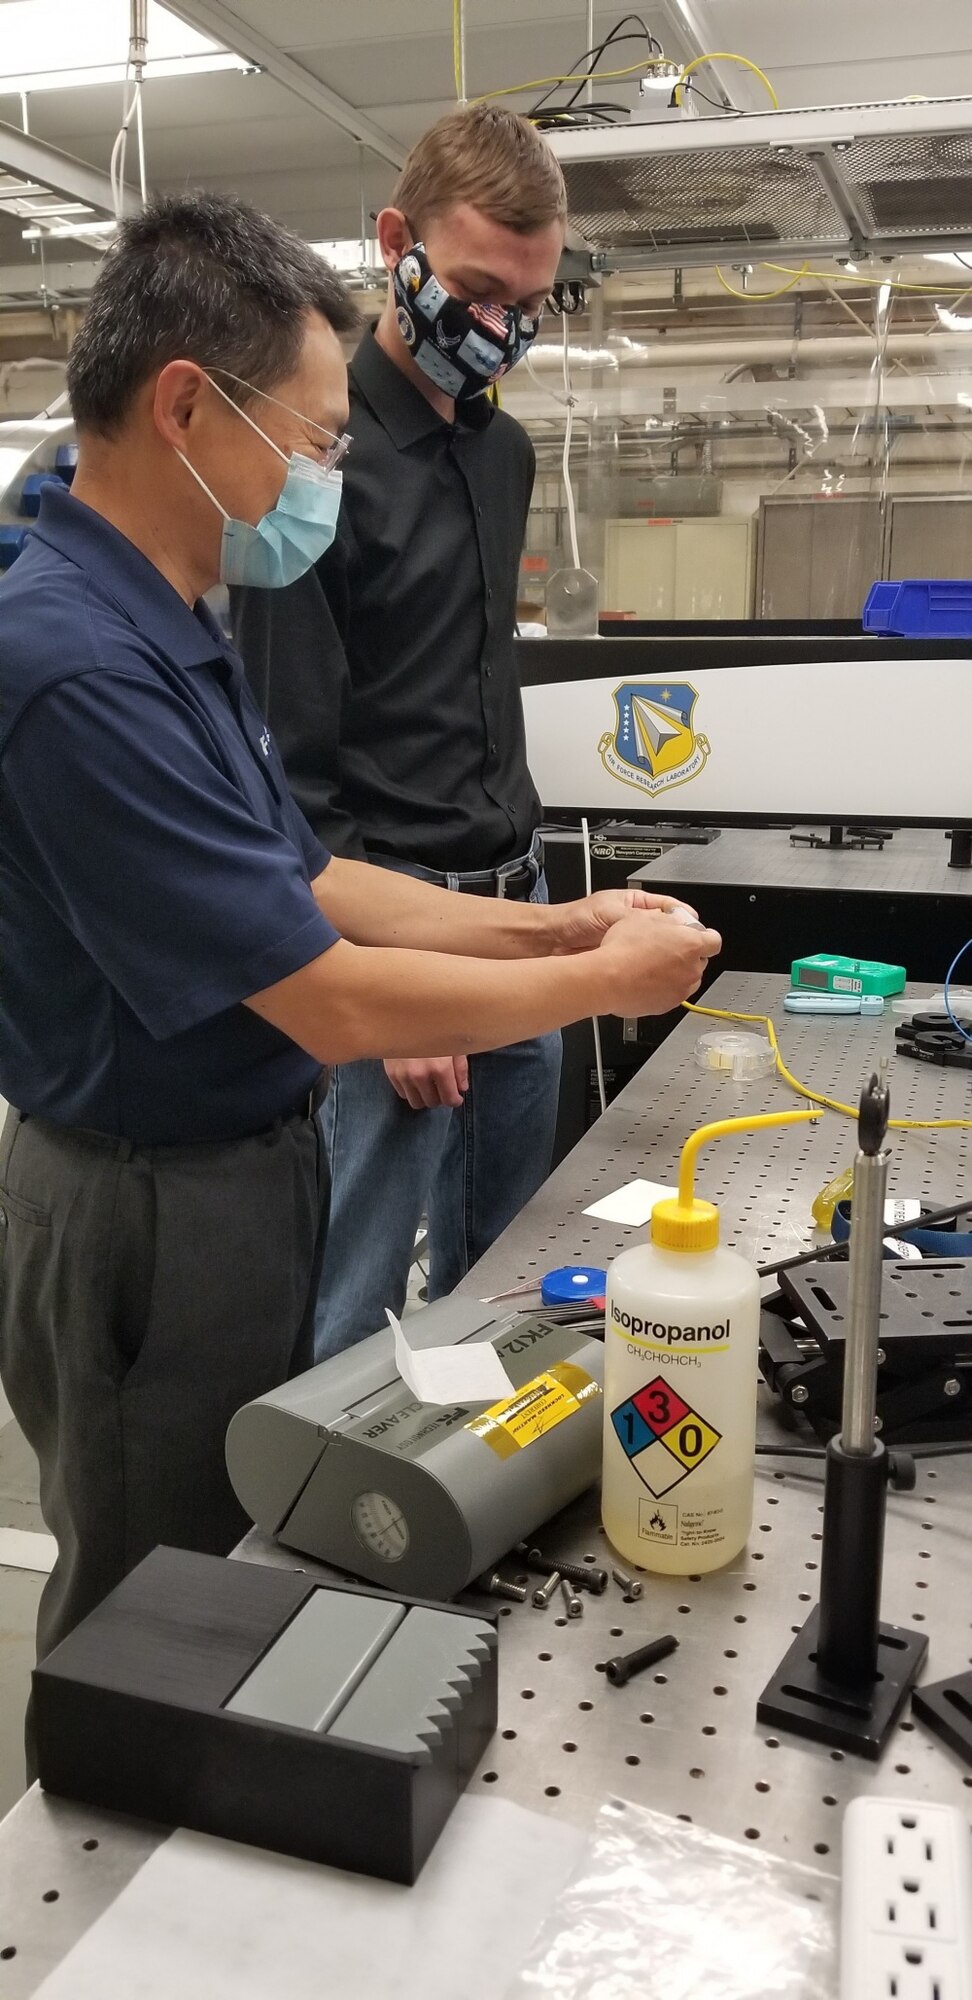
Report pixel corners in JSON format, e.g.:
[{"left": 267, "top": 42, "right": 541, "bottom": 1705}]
[{"left": 841, "top": 1796, "right": 972, "bottom": 1999}]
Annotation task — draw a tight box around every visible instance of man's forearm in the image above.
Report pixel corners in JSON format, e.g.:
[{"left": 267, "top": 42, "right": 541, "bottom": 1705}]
[
  {"left": 249, "top": 938, "right": 601, "bottom": 1065},
  {"left": 312, "top": 854, "right": 557, "bottom": 959}
]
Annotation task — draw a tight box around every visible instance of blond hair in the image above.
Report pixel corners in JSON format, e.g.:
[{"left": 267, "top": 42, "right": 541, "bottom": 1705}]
[{"left": 392, "top": 104, "right": 567, "bottom": 237}]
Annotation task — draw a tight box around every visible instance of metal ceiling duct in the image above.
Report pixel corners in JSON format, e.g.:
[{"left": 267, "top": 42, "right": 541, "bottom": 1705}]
[{"left": 549, "top": 98, "right": 972, "bottom": 270}]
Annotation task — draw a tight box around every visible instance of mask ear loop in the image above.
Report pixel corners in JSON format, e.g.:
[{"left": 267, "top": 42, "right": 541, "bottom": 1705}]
[
  {"left": 207, "top": 374, "right": 290, "bottom": 464},
  {"left": 174, "top": 450, "right": 230, "bottom": 522},
  {"left": 175, "top": 373, "right": 292, "bottom": 518}
]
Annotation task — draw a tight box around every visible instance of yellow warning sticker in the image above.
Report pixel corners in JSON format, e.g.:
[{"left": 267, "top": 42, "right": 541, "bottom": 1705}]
[
  {"left": 663, "top": 1412, "right": 721, "bottom": 1471},
  {"left": 466, "top": 1362, "right": 600, "bottom": 1460}
]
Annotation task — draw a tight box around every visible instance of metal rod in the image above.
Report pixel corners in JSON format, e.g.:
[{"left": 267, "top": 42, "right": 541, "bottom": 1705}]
[
  {"left": 358, "top": 142, "right": 367, "bottom": 266},
  {"left": 585, "top": 0, "right": 594, "bottom": 105},
  {"left": 130, "top": 0, "right": 149, "bottom": 70},
  {"left": 841, "top": 1081, "right": 890, "bottom": 1455},
  {"left": 457, "top": 0, "right": 467, "bottom": 104}
]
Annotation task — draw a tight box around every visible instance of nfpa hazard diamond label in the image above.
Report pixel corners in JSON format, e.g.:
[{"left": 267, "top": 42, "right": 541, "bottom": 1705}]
[{"left": 610, "top": 1375, "right": 721, "bottom": 1498}]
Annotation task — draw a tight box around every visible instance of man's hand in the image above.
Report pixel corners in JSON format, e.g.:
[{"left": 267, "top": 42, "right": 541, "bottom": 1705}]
[
  {"left": 595, "top": 908, "right": 721, "bottom": 1017},
  {"left": 385, "top": 1055, "right": 470, "bottom": 1110},
  {"left": 551, "top": 888, "right": 698, "bottom": 955}
]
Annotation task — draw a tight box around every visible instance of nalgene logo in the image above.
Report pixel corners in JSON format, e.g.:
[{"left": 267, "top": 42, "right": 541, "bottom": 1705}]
[{"left": 611, "top": 1307, "right": 731, "bottom": 1347}]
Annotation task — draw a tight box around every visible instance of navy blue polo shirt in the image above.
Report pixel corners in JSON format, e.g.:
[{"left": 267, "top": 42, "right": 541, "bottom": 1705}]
[{"left": 0, "top": 485, "right": 340, "bottom": 1144}]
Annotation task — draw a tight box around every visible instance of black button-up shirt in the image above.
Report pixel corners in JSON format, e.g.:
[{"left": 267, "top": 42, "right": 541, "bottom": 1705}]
[{"left": 233, "top": 328, "right": 542, "bottom": 872}]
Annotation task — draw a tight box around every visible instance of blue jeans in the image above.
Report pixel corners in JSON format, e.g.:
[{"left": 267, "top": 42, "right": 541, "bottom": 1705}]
[{"left": 315, "top": 867, "right": 562, "bottom": 1360}]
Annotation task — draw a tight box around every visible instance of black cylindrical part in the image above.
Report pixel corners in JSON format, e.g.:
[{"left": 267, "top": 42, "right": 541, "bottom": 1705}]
[
  {"left": 606, "top": 1634, "right": 679, "bottom": 1687},
  {"left": 949, "top": 829, "right": 972, "bottom": 869},
  {"left": 816, "top": 1436, "right": 888, "bottom": 1686}
]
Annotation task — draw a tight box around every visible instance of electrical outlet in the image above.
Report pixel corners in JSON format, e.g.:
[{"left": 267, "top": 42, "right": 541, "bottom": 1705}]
[{"left": 841, "top": 1797, "right": 972, "bottom": 1999}]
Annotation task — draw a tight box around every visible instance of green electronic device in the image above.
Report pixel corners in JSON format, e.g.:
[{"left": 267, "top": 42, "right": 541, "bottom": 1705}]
[{"left": 790, "top": 954, "right": 906, "bottom": 999}]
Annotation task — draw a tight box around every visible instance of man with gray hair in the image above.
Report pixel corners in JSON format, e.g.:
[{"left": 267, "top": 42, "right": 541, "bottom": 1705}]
[{"left": 0, "top": 187, "right": 720, "bottom": 1698}]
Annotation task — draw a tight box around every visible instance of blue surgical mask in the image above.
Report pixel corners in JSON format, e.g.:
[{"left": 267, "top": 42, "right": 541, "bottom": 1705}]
[{"left": 177, "top": 374, "right": 347, "bottom": 589}]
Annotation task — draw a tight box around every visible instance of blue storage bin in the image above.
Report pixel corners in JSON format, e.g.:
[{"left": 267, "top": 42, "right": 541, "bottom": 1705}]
[
  {"left": 0, "top": 526, "right": 27, "bottom": 570},
  {"left": 863, "top": 578, "right": 972, "bottom": 638},
  {"left": 19, "top": 471, "right": 64, "bottom": 518}
]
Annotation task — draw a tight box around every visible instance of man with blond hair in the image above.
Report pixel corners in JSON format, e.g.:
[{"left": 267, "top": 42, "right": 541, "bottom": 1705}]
[{"left": 235, "top": 109, "right": 590, "bottom": 1352}]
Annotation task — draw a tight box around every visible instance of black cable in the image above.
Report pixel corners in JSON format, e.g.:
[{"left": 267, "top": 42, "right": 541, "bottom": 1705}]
[
  {"left": 757, "top": 1194, "right": 972, "bottom": 1280},
  {"left": 535, "top": 102, "right": 632, "bottom": 126},
  {"left": 530, "top": 18, "right": 661, "bottom": 118},
  {"left": 682, "top": 78, "right": 734, "bottom": 113},
  {"left": 562, "top": 22, "right": 658, "bottom": 112}
]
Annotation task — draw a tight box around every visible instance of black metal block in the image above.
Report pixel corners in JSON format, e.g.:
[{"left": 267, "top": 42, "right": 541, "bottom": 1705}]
[
  {"left": 33, "top": 1547, "right": 498, "bottom": 1884},
  {"left": 757, "top": 1606, "right": 928, "bottom": 1759},
  {"left": 912, "top": 1671, "right": 972, "bottom": 1766}
]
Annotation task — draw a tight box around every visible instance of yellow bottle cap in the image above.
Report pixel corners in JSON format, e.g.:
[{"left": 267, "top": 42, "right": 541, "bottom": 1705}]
[
  {"left": 650, "top": 1107, "right": 822, "bottom": 1255},
  {"left": 651, "top": 1196, "right": 719, "bottom": 1253}
]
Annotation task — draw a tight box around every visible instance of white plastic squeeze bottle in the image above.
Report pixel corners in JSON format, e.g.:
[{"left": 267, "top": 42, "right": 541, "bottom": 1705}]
[{"left": 602, "top": 1109, "right": 819, "bottom": 1575}]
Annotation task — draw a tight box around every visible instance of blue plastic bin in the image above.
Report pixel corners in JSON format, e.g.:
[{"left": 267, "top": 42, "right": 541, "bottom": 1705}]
[
  {"left": 19, "top": 471, "right": 65, "bottom": 518},
  {"left": 863, "top": 578, "right": 972, "bottom": 639},
  {"left": 0, "top": 526, "right": 27, "bottom": 570}
]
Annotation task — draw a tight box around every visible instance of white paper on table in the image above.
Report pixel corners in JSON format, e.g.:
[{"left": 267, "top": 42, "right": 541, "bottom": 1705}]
[
  {"left": 582, "top": 1179, "right": 676, "bottom": 1227},
  {"left": 388, "top": 1308, "right": 511, "bottom": 1405},
  {"left": 34, "top": 1796, "right": 586, "bottom": 2000}
]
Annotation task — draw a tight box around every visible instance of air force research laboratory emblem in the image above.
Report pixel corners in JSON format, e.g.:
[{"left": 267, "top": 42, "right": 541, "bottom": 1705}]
[{"left": 599, "top": 681, "right": 710, "bottom": 799}]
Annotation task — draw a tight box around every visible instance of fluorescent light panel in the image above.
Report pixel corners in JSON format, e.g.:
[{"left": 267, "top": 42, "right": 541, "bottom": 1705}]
[
  {"left": 0, "top": 53, "right": 253, "bottom": 91},
  {"left": 0, "top": 0, "right": 248, "bottom": 91}
]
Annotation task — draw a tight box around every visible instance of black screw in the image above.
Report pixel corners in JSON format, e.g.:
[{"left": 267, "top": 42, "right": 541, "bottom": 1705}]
[
  {"left": 521, "top": 1547, "right": 608, "bottom": 1594},
  {"left": 605, "top": 1633, "right": 679, "bottom": 1688}
]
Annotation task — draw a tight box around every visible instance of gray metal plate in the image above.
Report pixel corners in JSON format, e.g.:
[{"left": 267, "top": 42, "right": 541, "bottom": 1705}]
[
  {"left": 2, "top": 973, "right": 971, "bottom": 1996},
  {"left": 626, "top": 825, "right": 972, "bottom": 896}
]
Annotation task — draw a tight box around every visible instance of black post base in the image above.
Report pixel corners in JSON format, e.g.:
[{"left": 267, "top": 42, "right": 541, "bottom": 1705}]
[
  {"left": 756, "top": 1605, "right": 928, "bottom": 1759},
  {"left": 912, "top": 1671, "right": 972, "bottom": 1766}
]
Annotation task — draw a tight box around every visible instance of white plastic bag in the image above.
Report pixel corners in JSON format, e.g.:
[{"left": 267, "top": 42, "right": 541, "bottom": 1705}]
[{"left": 509, "top": 1799, "right": 837, "bottom": 2000}]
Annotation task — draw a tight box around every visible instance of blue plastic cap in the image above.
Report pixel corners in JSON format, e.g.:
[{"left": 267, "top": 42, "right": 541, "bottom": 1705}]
[{"left": 540, "top": 1264, "right": 607, "bottom": 1307}]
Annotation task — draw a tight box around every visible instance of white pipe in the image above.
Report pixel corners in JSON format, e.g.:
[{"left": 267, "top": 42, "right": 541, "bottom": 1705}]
[{"left": 529, "top": 331, "right": 956, "bottom": 370}]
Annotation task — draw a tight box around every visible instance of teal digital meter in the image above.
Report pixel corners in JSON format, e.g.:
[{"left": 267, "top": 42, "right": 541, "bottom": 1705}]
[{"left": 790, "top": 954, "right": 906, "bottom": 999}]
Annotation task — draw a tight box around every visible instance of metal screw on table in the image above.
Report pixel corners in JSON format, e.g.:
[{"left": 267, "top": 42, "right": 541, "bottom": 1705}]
[
  {"left": 561, "top": 1578, "right": 584, "bottom": 1619},
  {"left": 790, "top": 1384, "right": 810, "bottom": 1405},
  {"left": 611, "top": 1567, "right": 642, "bottom": 1599},
  {"left": 533, "top": 1571, "right": 561, "bottom": 1609},
  {"left": 524, "top": 1548, "right": 609, "bottom": 1594},
  {"left": 481, "top": 1574, "right": 527, "bottom": 1603},
  {"left": 944, "top": 1378, "right": 962, "bottom": 1398}
]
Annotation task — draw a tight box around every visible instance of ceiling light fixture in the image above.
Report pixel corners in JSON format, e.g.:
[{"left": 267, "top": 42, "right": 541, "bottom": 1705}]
[
  {"left": 0, "top": 53, "right": 256, "bottom": 93},
  {"left": 0, "top": 0, "right": 252, "bottom": 94},
  {"left": 22, "top": 219, "right": 117, "bottom": 239}
]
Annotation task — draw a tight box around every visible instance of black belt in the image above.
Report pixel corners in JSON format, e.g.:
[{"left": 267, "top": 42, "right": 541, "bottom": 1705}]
[{"left": 17, "top": 1073, "right": 328, "bottom": 1155}]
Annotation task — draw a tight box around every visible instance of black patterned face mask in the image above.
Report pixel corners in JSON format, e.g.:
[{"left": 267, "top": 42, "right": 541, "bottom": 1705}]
[{"left": 392, "top": 240, "right": 541, "bottom": 402}]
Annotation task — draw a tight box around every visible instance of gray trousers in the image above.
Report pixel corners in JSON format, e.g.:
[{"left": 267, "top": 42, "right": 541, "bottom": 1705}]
[{"left": 0, "top": 1105, "right": 327, "bottom": 1670}]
